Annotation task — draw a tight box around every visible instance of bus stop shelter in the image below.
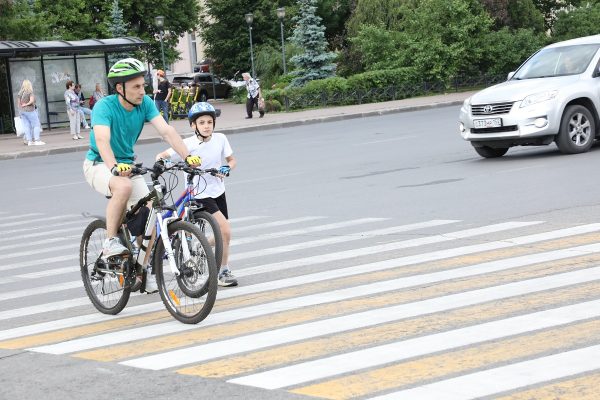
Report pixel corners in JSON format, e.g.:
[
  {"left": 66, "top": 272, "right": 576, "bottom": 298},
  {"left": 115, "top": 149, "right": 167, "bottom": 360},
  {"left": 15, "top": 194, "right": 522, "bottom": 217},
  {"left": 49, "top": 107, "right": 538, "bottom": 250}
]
[{"left": 0, "top": 37, "right": 146, "bottom": 134}]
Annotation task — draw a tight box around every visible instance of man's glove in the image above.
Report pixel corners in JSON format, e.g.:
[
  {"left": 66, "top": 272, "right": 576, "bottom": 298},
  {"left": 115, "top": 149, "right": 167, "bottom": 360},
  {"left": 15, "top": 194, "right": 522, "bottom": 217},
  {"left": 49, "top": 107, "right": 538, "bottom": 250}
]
[
  {"left": 219, "top": 165, "right": 231, "bottom": 177},
  {"left": 185, "top": 155, "right": 201, "bottom": 167},
  {"left": 111, "top": 163, "right": 132, "bottom": 176}
]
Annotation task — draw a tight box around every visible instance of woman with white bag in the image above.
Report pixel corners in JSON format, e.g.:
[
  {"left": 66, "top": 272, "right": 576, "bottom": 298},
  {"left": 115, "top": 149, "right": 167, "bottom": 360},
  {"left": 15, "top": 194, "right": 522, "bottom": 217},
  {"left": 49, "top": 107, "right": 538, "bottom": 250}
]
[{"left": 17, "top": 80, "right": 45, "bottom": 146}]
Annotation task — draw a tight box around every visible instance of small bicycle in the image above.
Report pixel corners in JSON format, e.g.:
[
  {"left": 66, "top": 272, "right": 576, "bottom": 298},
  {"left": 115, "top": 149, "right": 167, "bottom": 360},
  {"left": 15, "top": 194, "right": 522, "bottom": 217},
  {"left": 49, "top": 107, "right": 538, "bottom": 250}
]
[
  {"left": 79, "top": 161, "right": 218, "bottom": 324},
  {"left": 161, "top": 161, "right": 224, "bottom": 269}
]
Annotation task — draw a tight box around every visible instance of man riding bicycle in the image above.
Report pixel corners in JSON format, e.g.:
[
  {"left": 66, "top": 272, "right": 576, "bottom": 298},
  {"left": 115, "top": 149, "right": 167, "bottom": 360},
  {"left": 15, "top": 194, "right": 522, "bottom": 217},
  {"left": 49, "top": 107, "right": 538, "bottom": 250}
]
[{"left": 83, "top": 58, "right": 200, "bottom": 292}]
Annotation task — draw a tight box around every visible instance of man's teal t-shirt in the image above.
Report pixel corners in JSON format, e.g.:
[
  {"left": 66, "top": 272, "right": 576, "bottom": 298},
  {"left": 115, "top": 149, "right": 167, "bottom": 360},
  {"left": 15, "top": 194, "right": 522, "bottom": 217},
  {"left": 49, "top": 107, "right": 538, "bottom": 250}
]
[{"left": 85, "top": 94, "right": 160, "bottom": 164}]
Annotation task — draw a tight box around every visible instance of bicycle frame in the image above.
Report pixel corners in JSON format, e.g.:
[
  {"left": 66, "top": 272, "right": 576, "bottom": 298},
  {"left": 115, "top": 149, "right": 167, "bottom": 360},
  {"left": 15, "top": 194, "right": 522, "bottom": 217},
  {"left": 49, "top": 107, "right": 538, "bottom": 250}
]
[{"left": 125, "top": 181, "right": 186, "bottom": 277}]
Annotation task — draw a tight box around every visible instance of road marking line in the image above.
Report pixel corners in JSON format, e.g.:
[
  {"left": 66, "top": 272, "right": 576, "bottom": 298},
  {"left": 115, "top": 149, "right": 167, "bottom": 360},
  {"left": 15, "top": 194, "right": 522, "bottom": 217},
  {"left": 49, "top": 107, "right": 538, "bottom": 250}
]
[
  {"left": 493, "top": 371, "right": 600, "bottom": 400},
  {"left": 0, "top": 213, "right": 43, "bottom": 221},
  {"left": 2, "top": 222, "right": 598, "bottom": 333},
  {"left": 234, "top": 216, "right": 326, "bottom": 232},
  {"left": 0, "top": 255, "right": 78, "bottom": 272},
  {"left": 230, "top": 219, "right": 459, "bottom": 260},
  {"left": 232, "top": 218, "right": 386, "bottom": 245},
  {"left": 177, "top": 280, "right": 600, "bottom": 379},
  {"left": 293, "top": 319, "right": 600, "bottom": 399},
  {"left": 119, "top": 268, "right": 600, "bottom": 370},
  {"left": 0, "top": 219, "right": 85, "bottom": 237},
  {"left": 236, "top": 221, "right": 550, "bottom": 276},
  {"left": 0, "top": 235, "right": 79, "bottom": 253},
  {"left": 0, "top": 214, "right": 81, "bottom": 229},
  {"left": 230, "top": 299, "right": 600, "bottom": 389},
  {"left": 0, "top": 267, "right": 78, "bottom": 285},
  {"left": 0, "top": 226, "right": 83, "bottom": 241},
  {"left": 26, "top": 238, "right": 600, "bottom": 354},
  {"left": 369, "top": 344, "right": 600, "bottom": 400},
  {"left": 0, "top": 243, "right": 79, "bottom": 262}
]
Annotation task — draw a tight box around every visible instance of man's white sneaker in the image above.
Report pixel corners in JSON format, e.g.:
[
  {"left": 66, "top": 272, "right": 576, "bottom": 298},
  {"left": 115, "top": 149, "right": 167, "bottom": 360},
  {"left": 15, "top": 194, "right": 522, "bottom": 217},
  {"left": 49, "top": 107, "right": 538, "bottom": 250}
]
[
  {"left": 102, "top": 237, "right": 128, "bottom": 259},
  {"left": 32, "top": 140, "right": 46, "bottom": 145},
  {"left": 145, "top": 273, "right": 158, "bottom": 293}
]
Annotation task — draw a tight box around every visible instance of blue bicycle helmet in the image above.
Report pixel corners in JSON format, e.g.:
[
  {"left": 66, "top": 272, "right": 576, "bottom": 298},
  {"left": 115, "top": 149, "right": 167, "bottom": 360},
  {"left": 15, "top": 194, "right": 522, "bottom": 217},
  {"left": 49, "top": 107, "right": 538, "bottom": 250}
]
[{"left": 188, "top": 102, "right": 216, "bottom": 125}]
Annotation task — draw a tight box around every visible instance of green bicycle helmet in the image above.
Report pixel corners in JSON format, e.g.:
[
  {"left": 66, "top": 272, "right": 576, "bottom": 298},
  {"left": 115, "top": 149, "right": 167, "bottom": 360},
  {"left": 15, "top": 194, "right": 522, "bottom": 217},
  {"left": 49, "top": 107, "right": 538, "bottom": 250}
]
[{"left": 107, "top": 58, "right": 147, "bottom": 88}]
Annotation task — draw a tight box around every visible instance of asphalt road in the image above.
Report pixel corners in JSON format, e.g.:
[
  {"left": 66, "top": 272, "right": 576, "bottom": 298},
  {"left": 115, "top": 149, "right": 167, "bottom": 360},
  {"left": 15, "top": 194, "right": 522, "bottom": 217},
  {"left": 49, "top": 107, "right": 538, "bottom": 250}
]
[{"left": 2, "top": 105, "right": 600, "bottom": 399}]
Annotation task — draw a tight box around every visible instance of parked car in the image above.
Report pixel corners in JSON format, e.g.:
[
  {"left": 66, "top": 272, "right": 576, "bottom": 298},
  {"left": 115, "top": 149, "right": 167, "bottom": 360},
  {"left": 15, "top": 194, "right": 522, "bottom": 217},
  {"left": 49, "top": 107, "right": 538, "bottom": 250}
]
[
  {"left": 172, "top": 75, "right": 194, "bottom": 86},
  {"left": 459, "top": 34, "right": 600, "bottom": 158},
  {"left": 192, "top": 73, "right": 232, "bottom": 101}
]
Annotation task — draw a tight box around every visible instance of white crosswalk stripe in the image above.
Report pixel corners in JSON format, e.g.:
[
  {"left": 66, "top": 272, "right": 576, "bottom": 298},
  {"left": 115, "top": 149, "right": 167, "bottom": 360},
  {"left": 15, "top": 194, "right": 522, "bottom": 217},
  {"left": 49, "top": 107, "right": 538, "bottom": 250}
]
[{"left": 2, "top": 212, "right": 600, "bottom": 399}]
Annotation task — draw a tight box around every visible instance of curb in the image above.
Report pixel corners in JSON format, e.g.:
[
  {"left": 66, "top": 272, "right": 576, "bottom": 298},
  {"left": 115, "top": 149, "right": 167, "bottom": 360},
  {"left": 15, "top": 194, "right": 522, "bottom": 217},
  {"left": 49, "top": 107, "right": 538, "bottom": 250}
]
[{"left": 0, "top": 100, "right": 462, "bottom": 161}]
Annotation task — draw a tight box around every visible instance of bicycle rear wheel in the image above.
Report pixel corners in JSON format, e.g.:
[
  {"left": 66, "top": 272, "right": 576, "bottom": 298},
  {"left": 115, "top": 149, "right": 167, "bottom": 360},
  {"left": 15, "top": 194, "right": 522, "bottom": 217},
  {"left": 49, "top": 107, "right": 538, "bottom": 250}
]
[
  {"left": 80, "top": 219, "right": 131, "bottom": 314},
  {"left": 154, "top": 221, "right": 218, "bottom": 324},
  {"left": 189, "top": 209, "right": 223, "bottom": 268}
]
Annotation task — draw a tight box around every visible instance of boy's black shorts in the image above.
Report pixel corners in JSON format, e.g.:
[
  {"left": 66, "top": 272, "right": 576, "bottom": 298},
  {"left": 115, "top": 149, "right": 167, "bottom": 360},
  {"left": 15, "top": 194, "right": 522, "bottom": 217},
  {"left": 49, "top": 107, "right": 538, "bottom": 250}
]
[{"left": 193, "top": 192, "right": 228, "bottom": 219}]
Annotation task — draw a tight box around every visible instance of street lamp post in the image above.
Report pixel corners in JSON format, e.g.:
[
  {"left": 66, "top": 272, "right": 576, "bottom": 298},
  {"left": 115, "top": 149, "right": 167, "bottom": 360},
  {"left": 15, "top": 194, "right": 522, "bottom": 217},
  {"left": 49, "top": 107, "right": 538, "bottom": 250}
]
[
  {"left": 276, "top": 7, "right": 286, "bottom": 75},
  {"left": 154, "top": 15, "right": 167, "bottom": 71},
  {"left": 245, "top": 13, "right": 256, "bottom": 78}
]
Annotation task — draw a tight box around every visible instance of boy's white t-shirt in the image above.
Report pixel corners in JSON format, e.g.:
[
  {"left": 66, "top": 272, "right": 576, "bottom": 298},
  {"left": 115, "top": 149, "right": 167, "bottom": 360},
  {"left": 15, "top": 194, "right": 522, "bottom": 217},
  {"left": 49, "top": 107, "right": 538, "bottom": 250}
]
[{"left": 167, "top": 132, "right": 233, "bottom": 199}]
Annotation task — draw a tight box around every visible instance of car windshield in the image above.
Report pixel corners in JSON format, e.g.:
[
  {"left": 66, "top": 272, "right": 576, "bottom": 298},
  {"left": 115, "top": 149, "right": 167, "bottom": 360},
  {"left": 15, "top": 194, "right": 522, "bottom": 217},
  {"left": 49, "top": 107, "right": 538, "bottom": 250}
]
[{"left": 512, "top": 44, "right": 600, "bottom": 80}]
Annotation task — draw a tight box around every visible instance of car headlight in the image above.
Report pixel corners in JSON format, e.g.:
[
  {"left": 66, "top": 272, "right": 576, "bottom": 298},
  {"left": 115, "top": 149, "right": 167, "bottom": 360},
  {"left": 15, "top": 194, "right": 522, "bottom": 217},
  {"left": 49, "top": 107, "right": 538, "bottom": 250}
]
[{"left": 520, "top": 90, "right": 558, "bottom": 108}]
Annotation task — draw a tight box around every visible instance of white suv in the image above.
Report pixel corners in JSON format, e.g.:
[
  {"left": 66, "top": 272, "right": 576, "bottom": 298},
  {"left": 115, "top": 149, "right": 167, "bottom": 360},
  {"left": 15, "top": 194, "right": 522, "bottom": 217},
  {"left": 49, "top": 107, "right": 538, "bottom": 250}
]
[{"left": 459, "top": 35, "right": 600, "bottom": 158}]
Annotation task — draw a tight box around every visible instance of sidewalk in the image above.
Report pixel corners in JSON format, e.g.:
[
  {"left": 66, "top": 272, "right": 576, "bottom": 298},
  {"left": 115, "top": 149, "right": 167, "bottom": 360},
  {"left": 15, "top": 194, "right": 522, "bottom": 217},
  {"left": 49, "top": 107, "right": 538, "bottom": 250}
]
[{"left": 0, "top": 91, "right": 473, "bottom": 160}]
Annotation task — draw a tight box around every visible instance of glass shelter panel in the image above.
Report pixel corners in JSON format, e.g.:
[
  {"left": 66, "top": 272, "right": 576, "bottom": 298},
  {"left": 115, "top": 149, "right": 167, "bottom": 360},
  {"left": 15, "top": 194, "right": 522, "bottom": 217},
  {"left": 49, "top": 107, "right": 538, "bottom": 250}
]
[
  {"left": 9, "top": 58, "right": 46, "bottom": 125},
  {"left": 76, "top": 55, "right": 108, "bottom": 108},
  {"left": 43, "top": 56, "right": 76, "bottom": 126}
]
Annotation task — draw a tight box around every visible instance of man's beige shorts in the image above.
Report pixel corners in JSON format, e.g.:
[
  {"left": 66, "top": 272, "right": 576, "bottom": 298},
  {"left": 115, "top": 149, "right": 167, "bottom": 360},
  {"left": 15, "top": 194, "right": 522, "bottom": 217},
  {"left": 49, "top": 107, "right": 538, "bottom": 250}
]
[{"left": 83, "top": 159, "right": 149, "bottom": 208}]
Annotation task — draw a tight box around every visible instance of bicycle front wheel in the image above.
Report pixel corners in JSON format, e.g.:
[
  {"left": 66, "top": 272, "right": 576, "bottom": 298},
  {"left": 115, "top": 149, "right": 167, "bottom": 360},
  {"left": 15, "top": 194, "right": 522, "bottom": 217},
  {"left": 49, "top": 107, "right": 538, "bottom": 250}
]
[
  {"left": 80, "top": 219, "right": 130, "bottom": 314},
  {"left": 154, "top": 221, "right": 218, "bottom": 324}
]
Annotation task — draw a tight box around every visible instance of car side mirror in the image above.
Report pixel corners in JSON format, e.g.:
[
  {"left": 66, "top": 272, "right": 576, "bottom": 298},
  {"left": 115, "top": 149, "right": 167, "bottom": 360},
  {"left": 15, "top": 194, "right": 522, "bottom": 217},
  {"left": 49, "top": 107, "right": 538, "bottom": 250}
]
[
  {"left": 594, "top": 65, "right": 600, "bottom": 78},
  {"left": 507, "top": 71, "right": 515, "bottom": 80}
]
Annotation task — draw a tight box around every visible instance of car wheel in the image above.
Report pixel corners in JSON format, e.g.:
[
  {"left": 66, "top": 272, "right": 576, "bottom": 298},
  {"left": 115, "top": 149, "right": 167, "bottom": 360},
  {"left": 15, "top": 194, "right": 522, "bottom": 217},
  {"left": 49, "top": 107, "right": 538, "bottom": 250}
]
[
  {"left": 556, "top": 105, "right": 595, "bottom": 154},
  {"left": 473, "top": 145, "right": 509, "bottom": 158},
  {"left": 199, "top": 92, "right": 208, "bottom": 102}
]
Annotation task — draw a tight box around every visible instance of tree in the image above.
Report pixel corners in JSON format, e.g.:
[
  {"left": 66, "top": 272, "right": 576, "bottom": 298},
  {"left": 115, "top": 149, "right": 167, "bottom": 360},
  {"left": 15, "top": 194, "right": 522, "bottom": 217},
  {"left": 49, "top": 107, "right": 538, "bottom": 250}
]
[
  {"left": 0, "top": 0, "right": 49, "bottom": 40},
  {"left": 345, "top": 0, "right": 409, "bottom": 38},
  {"left": 552, "top": 1, "right": 600, "bottom": 41},
  {"left": 532, "top": 0, "right": 585, "bottom": 30},
  {"left": 200, "top": 0, "right": 302, "bottom": 78},
  {"left": 288, "top": 0, "right": 337, "bottom": 87},
  {"left": 107, "top": 0, "right": 130, "bottom": 64},
  {"left": 480, "top": 28, "right": 547, "bottom": 75},
  {"left": 480, "top": 0, "right": 544, "bottom": 33}
]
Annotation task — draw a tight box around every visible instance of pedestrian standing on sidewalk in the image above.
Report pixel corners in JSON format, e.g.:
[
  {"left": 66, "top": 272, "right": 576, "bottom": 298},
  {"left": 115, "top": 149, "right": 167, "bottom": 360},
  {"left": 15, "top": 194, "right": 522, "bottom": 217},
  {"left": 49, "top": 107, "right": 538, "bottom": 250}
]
[
  {"left": 64, "top": 80, "right": 83, "bottom": 140},
  {"left": 242, "top": 72, "right": 264, "bottom": 119},
  {"left": 153, "top": 69, "right": 172, "bottom": 123},
  {"left": 17, "top": 79, "right": 45, "bottom": 146}
]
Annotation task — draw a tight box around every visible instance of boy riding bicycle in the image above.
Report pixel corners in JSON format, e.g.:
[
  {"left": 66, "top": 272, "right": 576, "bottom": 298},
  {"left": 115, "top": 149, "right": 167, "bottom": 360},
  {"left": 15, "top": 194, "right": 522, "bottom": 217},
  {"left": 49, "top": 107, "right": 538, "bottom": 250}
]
[
  {"left": 156, "top": 102, "right": 238, "bottom": 287},
  {"left": 83, "top": 58, "right": 200, "bottom": 293}
]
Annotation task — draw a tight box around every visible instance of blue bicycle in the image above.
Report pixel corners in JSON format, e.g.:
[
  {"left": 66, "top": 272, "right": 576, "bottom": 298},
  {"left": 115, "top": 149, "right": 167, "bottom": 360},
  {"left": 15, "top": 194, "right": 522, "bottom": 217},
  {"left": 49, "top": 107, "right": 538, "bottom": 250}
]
[{"left": 161, "top": 161, "right": 224, "bottom": 270}]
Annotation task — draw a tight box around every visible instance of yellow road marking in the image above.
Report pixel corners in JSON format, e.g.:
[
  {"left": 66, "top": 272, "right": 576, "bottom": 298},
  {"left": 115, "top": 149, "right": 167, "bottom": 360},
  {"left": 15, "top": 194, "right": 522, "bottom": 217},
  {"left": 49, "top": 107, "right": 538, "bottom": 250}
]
[
  {"left": 0, "top": 312, "right": 169, "bottom": 350},
  {"left": 291, "top": 318, "right": 600, "bottom": 399},
  {"left": 177, "top": 280, "right": 600, "bottom": 379},
  {"left": 77, "top": 255, "right": 598, "bottom": 362},
  {"left": 4, "top": 233, "right": 599, "bottom": 351},
  {"left": 494, "top": 371, "right": 600, "bottom": 400}
]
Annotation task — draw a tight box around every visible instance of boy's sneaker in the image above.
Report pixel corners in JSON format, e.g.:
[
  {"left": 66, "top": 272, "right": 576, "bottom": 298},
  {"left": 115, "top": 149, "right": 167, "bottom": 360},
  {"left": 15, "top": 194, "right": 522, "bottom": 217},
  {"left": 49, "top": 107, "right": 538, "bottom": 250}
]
[
  {"left": 102, "top": 237, "right": 128, "bottom": 259},
  {"left": 145, "top": 273, "right": 158, "bottom": 293},
  {"left": 218, "top": 268, "right": 238, "bottom": 287}
]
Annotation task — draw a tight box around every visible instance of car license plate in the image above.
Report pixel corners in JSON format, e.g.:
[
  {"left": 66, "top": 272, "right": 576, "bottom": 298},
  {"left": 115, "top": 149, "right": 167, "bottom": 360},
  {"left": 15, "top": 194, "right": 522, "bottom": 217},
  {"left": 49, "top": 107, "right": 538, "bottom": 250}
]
[{"left": 474, "top": 118, "right": 502, "bottom": 129}]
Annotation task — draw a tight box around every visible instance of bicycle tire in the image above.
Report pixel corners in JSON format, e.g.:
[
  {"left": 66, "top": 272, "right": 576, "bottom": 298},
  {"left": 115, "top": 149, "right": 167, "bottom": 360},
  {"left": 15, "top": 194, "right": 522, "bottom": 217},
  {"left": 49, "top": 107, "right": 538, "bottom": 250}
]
[
  {"left": 154, "top": 220, "right": 218, "bottom": 324},
  {"left": 80, "top": 219, "right": 131, "bottom": 314},
  {"left": 189, "top": 209, "right": 223, "bottom": 268}
]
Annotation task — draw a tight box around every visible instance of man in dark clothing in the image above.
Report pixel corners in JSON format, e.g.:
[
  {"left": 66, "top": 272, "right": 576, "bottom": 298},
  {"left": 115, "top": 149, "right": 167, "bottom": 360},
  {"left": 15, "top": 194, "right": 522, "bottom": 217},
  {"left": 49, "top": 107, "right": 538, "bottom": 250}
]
[{"left": 153, "top": 70, "right": 172, "bottom": 123}]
